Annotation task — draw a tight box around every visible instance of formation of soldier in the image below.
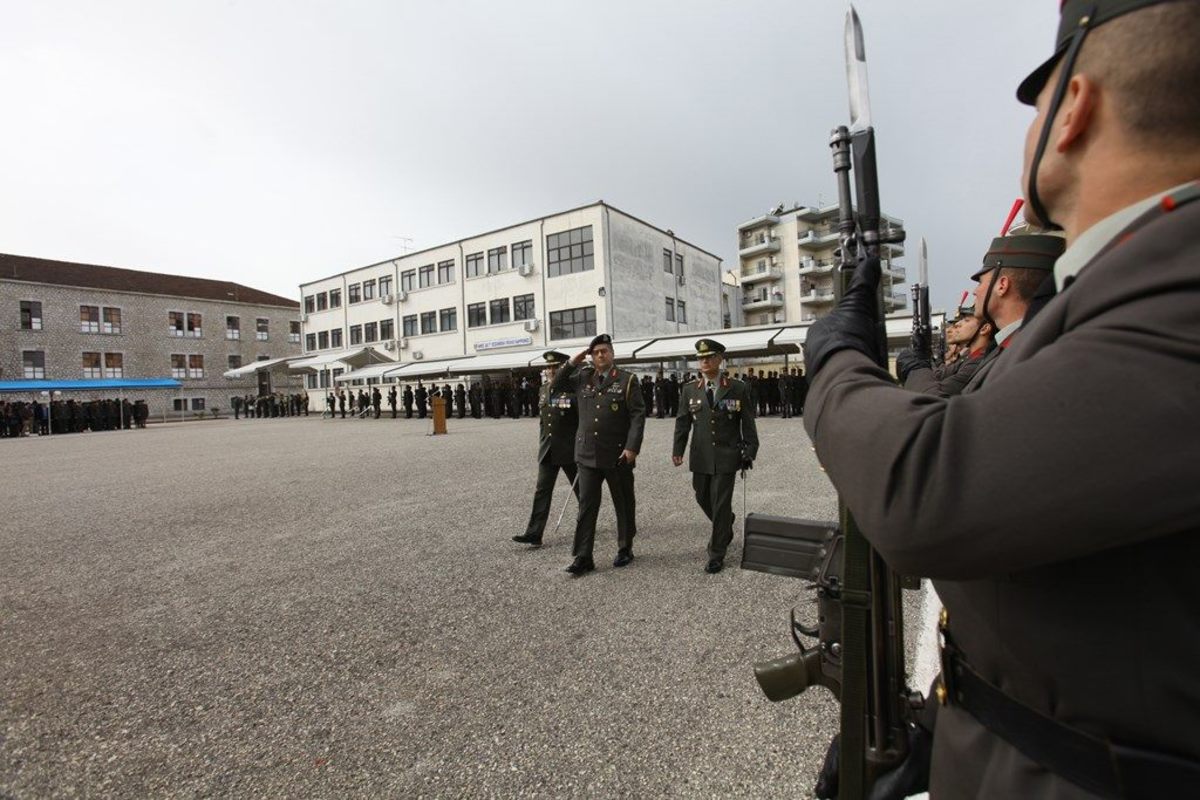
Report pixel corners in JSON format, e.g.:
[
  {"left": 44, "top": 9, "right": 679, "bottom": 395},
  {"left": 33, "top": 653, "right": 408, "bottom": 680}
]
[
  {"left": 1, "top": 397, "right": 148, "bottom": 436},
  {"left": 232, "top": 392, "right": 309, "bottom": 419}
]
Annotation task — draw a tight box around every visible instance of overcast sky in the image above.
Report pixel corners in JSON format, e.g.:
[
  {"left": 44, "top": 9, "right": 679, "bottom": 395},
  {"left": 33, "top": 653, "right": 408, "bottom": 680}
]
[{"left": 1, "top": 1, "right": 1057, "bottom": 312}]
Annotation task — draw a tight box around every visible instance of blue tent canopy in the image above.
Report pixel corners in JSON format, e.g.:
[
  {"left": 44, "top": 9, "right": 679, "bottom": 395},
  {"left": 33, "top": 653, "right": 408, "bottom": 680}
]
[{"left": 0, "top": 378, "right": 182, "bottom": 393}]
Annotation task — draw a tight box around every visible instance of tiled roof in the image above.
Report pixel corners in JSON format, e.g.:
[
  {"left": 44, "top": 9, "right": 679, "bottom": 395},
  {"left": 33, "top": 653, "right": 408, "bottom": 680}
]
[{"left": 0, "top": 253, "right": 298, "bottom": 308}]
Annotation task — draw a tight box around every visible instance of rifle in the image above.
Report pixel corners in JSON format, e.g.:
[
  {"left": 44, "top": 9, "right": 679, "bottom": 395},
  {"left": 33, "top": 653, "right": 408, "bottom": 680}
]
[
  {"left": 742, "top": 8, "right": 916, "bottom": 799},
  {"left": 911, "top": 237, "right": 932, "bottom": 362}
]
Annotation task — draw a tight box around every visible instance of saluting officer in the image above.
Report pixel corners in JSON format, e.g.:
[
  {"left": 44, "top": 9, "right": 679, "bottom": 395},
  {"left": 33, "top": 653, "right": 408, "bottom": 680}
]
[
  {"left": 672, "top": 339, "right": 759, "bottom": 573},
  {"left": 551, "top": 333, "right": 646, "bottom": 575},
  {"left": 512, "top": 351, "right": 581, "bottom": 547}
]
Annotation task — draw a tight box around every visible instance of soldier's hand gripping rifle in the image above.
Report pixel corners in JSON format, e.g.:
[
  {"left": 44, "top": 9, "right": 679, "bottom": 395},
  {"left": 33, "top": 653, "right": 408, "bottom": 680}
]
[{"left": 744, "top": 8, "right": 918, "bottom": 800}]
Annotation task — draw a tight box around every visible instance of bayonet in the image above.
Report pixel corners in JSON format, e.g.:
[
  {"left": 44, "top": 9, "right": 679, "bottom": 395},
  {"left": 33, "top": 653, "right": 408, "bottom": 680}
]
[
  {"left": 918, "top": 237, "right": 929, "bottom": 288},
  {"left": 845, "top": 6, "right": 872, "bottom": 133}
]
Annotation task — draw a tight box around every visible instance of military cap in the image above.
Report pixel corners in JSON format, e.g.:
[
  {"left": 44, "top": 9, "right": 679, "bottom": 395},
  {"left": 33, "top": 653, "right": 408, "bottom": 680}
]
[
  {"left": 1018, "top": 0, "right": 1175, "bottom": 104},
  {"left": 542, "top": 350, "right": 569, "bottom": 365},
  {"left": 694, "top": 338, "right": 726, "bottom": 357},
  {"left": 970, "top": 233, "right": 1066, "bottom": 280},
  {"left": 949, "top": 304, "right": 977, "bottom": 325},
  {"left": 588, "top": 333, "right": 613, "bottom": 350}
]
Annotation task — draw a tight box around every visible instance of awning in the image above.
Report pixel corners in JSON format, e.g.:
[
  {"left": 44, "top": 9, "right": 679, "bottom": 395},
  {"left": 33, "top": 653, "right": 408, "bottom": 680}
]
[
  {"left": 383, "top": 356, "right": 477, "bottom": 380},
  {"left": 452, "top": 348, "right": 544, "bottom": 372},
  {"left": 633, "top": 326, "right": 789, "bottom": 361},
  {"left": 222, "top": 355, "right": 297, "bottom": 379},
  {"left": 0, "top": 378, "right": 182, "bottom": 393},
  {"left": 612, "top": 338, "right": 655, "bottom": 362},
  {"left": 333, "top": 362, "right": 402, "bottom": 383},
  {"left": 289, "top": 347, "right": 395, "bottom": 372}
]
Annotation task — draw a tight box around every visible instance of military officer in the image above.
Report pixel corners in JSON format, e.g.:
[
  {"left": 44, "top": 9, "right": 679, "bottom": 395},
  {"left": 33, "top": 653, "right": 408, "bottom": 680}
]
[
  {"left": 512, "top": 352, "right": 581, "bottom": 546},
  {"left": 551, "top": 333, "right": 646, "bottom": 575},
  {"left": 414, "top": 382, "right": 428, "bottom": 419},
  {"left": 672, "top": 339, "right": 759, "bottom": 573},
  {"left": 803, "top": 2, "right": 1200, "bottom": 796}
]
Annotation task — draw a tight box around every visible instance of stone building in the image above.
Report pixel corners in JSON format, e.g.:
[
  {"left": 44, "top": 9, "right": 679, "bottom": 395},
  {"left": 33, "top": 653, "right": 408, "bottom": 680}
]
[{"left": 1, "top": 254, "right": 301, "bottom": 417}]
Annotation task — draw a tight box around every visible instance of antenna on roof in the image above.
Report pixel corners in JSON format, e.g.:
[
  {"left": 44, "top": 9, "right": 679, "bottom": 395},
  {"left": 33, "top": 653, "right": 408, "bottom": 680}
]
[{"left": 391, "top": 235, "right": 414, "bottom": 254}]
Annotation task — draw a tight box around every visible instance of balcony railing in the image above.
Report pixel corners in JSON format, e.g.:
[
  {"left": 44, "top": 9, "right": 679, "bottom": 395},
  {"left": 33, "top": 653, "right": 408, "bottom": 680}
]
[
  {"left": 742, "top": 293, "right": 785, "bottom": 310},
  {"left": 740, "top": 265, "right": 783, "bottom": 284},
  {"left": 799, "top": 289, "right": 836, "bottom": 304},
  {"left": 738, "top": 234, "right": 782, "bottom": 258},
  {"left": 799, "top": 258, "right": 836, "bottom": 276}
]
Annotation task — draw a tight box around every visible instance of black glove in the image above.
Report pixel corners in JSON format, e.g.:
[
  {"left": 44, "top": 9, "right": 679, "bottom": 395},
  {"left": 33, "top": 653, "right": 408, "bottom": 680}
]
[
  {"left": 911, "top": 325, "right": 932, "bottom": 362},
  {"left": 740, "top": 456, "right": 754, "bottom": 472},
  {"left": 802, "top": 252, "right": 882, "bottom": 377},
  {"left": 814, "top": 723, "right": 933, "bottom": 800},
  {"left": 895, "top": 348, "right": 931, "bottom": 384}
]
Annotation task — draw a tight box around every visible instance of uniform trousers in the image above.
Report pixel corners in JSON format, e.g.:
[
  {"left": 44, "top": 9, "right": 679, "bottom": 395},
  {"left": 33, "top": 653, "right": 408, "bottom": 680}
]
[
  {"left": 692, "top": 470, "right": 737, "bottom": 559},
  {"left": 522, "top": 461, "right": 579, "bottom": 541},
  {"left": 572, "top": 462, "right": 637, "bottom": 559}
]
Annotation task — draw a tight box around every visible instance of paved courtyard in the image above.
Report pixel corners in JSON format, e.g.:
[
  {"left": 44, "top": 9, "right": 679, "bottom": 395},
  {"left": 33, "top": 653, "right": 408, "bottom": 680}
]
[{"left": 2, "top": 413, "right": 889, "bottom": 798}]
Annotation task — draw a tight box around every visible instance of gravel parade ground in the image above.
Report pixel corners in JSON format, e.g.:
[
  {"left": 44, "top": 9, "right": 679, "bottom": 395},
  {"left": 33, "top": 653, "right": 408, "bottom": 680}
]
[{"left": 1, "top": 413, "right": 909, "bottom": 798}]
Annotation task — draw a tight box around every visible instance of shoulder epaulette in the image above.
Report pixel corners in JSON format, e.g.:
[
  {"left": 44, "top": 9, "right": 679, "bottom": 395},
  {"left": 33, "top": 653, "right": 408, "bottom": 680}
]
[{"left": 1162, "top": 181, "right": 1200, "bottom": 212}]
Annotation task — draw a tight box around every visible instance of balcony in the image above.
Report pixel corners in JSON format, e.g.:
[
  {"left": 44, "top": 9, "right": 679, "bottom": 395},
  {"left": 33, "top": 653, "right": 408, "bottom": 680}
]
[
  {"left": 797, "top": 228, "right": 840, "bottom": 251},
  {"left": 742, "top": 292, "right": 785, "bottom": 311},
  {"left": 740, "top": 264, "right": 783, "bottom": 285},
  {"left": 799, "top": 257, "right": 836, "bottom": 276},
  {"left": 799, "top": 289, "right": 837, "bottom": 305},
  {"left": 738, "top": 234, "right": 781, "bottom": 258},
  {"left": 736, "top": 213, "right": 780, "bottom": 233},
  {"left": 885, "top": 293, "right": 908, "bottom": 310},
  {"left": 884, "top": 262, "right": 906, "bottom": 280}
]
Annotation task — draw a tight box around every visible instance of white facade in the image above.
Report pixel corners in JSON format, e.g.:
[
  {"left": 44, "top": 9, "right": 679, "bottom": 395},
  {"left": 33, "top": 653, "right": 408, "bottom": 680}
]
[
  {"left": 735, "top": 204, "right": 906, "bottom": 327},
  {"left": 298, "top": 202, "right": 722, "bottom": 386}
]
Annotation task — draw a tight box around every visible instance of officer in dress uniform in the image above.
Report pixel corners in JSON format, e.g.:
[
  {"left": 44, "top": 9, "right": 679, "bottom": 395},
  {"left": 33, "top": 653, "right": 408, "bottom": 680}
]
[
  {"left": 512, "top": 351, "right": 581, "bottom": 546},
  {"left": 388, "top": 386, "right": 397, "bottom": 418},
  {"left": 454, "top": 383, "right": 467, "bottom": 419},
  {"left": 414, "top": 382, "right": 428, "bottom": 419},
  {"left": 803, "top": 2, "right": 1200, "bottom": 796},
  {"left": 671, "top": 339, "right": 759, "bottom": 573},
  {"left": 551, "top": 333, "right": 646, "bottom": 575}
]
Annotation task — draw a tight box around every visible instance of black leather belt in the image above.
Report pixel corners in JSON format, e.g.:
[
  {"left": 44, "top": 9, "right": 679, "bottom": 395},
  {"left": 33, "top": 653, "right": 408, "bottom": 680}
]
[{"left": 937, "top": 609, "right": 1200, "bottom": 799}]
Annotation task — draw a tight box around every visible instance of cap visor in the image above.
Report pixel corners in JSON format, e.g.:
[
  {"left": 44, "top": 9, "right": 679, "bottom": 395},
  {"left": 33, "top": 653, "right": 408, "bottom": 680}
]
[{"left": 1016, "top": 51, "right": 1062, "bottom": 105}]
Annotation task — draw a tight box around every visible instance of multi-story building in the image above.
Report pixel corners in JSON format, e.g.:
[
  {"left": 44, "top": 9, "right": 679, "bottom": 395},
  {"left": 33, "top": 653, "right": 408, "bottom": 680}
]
[
  {"left": 735, "top": 204, "right": 906, "bottom": 327},
  {"left": 0, "top": 254, "right": 302, "bottom": 416},
  {"left": 298, "top": 201, "right": 722, "bottom": 389}
]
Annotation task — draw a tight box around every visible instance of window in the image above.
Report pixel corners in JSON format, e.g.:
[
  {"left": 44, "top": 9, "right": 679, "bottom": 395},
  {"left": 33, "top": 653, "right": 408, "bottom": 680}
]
[
  {"left": 380, "top": 319, "right": 394, "bottom": 340},
  {"left": 169, "top": 311, "right": 185, "bottom": 336},
  {"left": 22, "top": 350, "right": 46, "bottom": 379},
  {"left": 330, "top": 328, "right": 343, "bottom": 348},
  {"left": 191, "top": 398, "right": 206, "bottom": 411},
  {"left": 173, "top": 398, "right": 187, "bottom": 412},
  {"left": 256, "top": 318, "right": 269, "bottom": 340},
  {"left": 550, "top": 306, "right": 597, "bottom": 340},
  {"left": 318, "top": 330, "right": 329, "bottom": 349},
  {"left": 379, "top": 276, "right": 392, "bottom": 297},
  {"left": 437, "top": 260, "right": 454, "bottom": 284},
  {"left": 228, "top": 354, "right": 243, "bottom": 371},
  {"left": 489, "top": 298, "right": 510, "bottom": 325},
  {"left": 329, "top": 288, "right": 342, "bottom": 308},
  {"left": 20, "top": 301, "right": 42, "bottom": 330},
  {"left": 80, "top": 305, "right": 100, "bottom": 333},
  {"left": 304, "top": 295, "right": 315, "bottom": 313},
  {"left": 348, "top": 283, "right": 362, "bottom": 304},
  {"left": 316, "top": 292, "right": 328, "bottom": 311},
  {"left": 188, "top": 354, "right": 205, "bottom": 379},
  {"left": 289, "top": 321, "right": 301, "bottom": 343},
  {"left": 102, "top": 307, "right": 122, "bottom": 334},
  {"left": 513, "top": 293, "right": 535, "bottom": 321},
  {"left": 677, "top": 300, "right": 687, "bottom": 323},
  {"left": 467, "top": 302, "right": 487, "bottom": 328},
  {"left": 547, "top": 226, "right": 594, "bottom": 277},
  {"left": 420, "top": 312, "right": 437, "bottom": 335},
  {"left": 363, "top": 279, "right": 376, "bottom": 301},
  {"left": 419, "top": 264, "right": 434, "bottom": 288},
  {"left": 171, "top": 354, "right": 187, "bottom": 379},
  {"left": 349, "top": 325, "right": 363, "bottom": 345},
  {"left": 401, "top": 269, "right": 416, "bottom": 292},
  {"left": 305, "top": 333, "right": 316, "bottom": 351},
  {"left": 512, "top": 240, "right": 533, "bottom": 269},
  {"left": 676, "top": 253, "right": 685, "bottom": 285},
  {"left": 187, "top": 313, "right": 203, "bottom": 338},
  {"left": 103, "top": 352, "right": 123, "bottom": 378},
  {"left": 257, "top": 354, "right": 270, "bottom": 361},
  {"left": 487, "top": 246, "right": 508, "bottom": 273},
  {"left": 440, "top": 307, "right": 457, "bottom": 332},
  {"left": 226, "top": 316, "right": 241, "bottom": 340},
  {"left": 402, "top": 315, "right": 418, "bottom": 337},
  {"left": 663, "top": 249, "right": 673, "bottom": 274},
  {"left": 665, "top": 299, "right": 675, "bottom": 322},
  {"left": 466, "top": 252, "right": 484, "bottom": 278},
  {"left": 364, "top": 322, "right": 378, "bottom": 342},
  {"left": 82, "top": 352, "right": 102, "bottom": 379}
]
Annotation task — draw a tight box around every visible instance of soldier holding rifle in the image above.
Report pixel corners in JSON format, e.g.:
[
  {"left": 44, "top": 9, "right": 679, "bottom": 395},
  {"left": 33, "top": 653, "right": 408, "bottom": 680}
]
[{"left": 803, "top": 1, "right": 1200, "bottom": 796}]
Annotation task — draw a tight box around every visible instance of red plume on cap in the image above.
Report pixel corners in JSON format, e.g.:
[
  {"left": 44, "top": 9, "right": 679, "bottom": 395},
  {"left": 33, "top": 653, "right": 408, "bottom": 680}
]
[
  {"left": 958, "top": 290, "right": 969, "bottom": 308},
  {"left": 1000, "top": 198, "right": 1025, "bottom": 235}
]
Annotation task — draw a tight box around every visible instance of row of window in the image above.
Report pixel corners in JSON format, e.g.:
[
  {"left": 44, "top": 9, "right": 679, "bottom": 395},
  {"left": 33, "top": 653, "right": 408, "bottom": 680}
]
[
  {"left": 16, "top": 302, "right": 299, "bottom": 342},
  {"left": 664, "top": 299, "right": 689, "bottom": 323},
  {"left": 304, "top": 287, "right": 343, "bottom": 314},
  {"left": 662, "top": 249, "right": 686, "bottom": 284}
]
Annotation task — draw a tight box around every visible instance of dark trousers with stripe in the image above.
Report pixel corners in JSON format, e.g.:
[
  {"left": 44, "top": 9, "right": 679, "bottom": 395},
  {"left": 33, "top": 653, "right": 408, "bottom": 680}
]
[
  {"left": 572, "top": 462, "right": 636, "bottom": 560},
  {"left": 692, "top": 470, "right": 736, "bottom": 560},
  {"left": 522, "top": 461, "right": 578, "bottom": 542}
]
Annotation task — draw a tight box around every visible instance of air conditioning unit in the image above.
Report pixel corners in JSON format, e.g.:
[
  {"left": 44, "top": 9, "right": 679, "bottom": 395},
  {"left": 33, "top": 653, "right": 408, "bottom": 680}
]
[
  {"left": 383, "top": 339, "right": 396, "bottom": 351},
  {"left": 523, "top": 319, "right": 539, "bottom": 332},
  {"left": 398, "top": 337, "right": 409, "bottom": 349},
  {"left": 301, "top": 312, "right": 309, "bottom": 322},
  {"left": 677, "top": 274, "right": 685, "bottom": 285},
  {"left": 397, "top": 290, "right": 408, "bottom": 302},
  {"left": 412, "top": 351, "right": 424, "bottom": 360},
  {"left": 381, "top": 294, "right": 394, "bottom": 305},
  {"left": 518, "top": 263, "right": 533, "bottom": 277}
]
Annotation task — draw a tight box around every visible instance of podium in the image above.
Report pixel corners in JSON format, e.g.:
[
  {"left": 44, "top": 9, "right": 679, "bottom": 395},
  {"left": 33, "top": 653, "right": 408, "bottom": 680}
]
[{"left": 431, "top": 396, "right": 448, "bottom": 435}]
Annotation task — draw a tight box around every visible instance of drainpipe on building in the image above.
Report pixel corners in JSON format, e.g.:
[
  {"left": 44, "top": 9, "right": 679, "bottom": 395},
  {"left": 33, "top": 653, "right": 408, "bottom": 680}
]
[
  {"left": 539, "top": 219, "right": 547, "bottom": 347},
  {"left": 458, "top": 242, "right": 467, "bottom": 357}
]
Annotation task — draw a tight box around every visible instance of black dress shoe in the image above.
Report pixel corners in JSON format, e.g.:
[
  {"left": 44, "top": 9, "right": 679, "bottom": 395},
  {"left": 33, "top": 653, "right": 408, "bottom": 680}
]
[
  {"left": 613, "top": 549, "right": 634, "bottom": 568},
  {"left": 565, "top": 557, "right": 595, "bottom": 575},
  {"left": 511, "top": 533, "right": 542, "bottom": 546},
  {"left": 705, "top": 559, "right": 724, "bottom": 574}
]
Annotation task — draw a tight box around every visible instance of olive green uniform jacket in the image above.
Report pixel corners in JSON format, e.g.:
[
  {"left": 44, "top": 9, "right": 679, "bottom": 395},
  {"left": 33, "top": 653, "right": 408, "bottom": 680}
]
[
  {"left": 551, "top": 362, "right": 645, "bottom": 468},
  {"left": 672, "top": 376, "right": 759, "bottom": 473},
  {"left": 537, "top": 381, "right": 578, "bottom": 466}
]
